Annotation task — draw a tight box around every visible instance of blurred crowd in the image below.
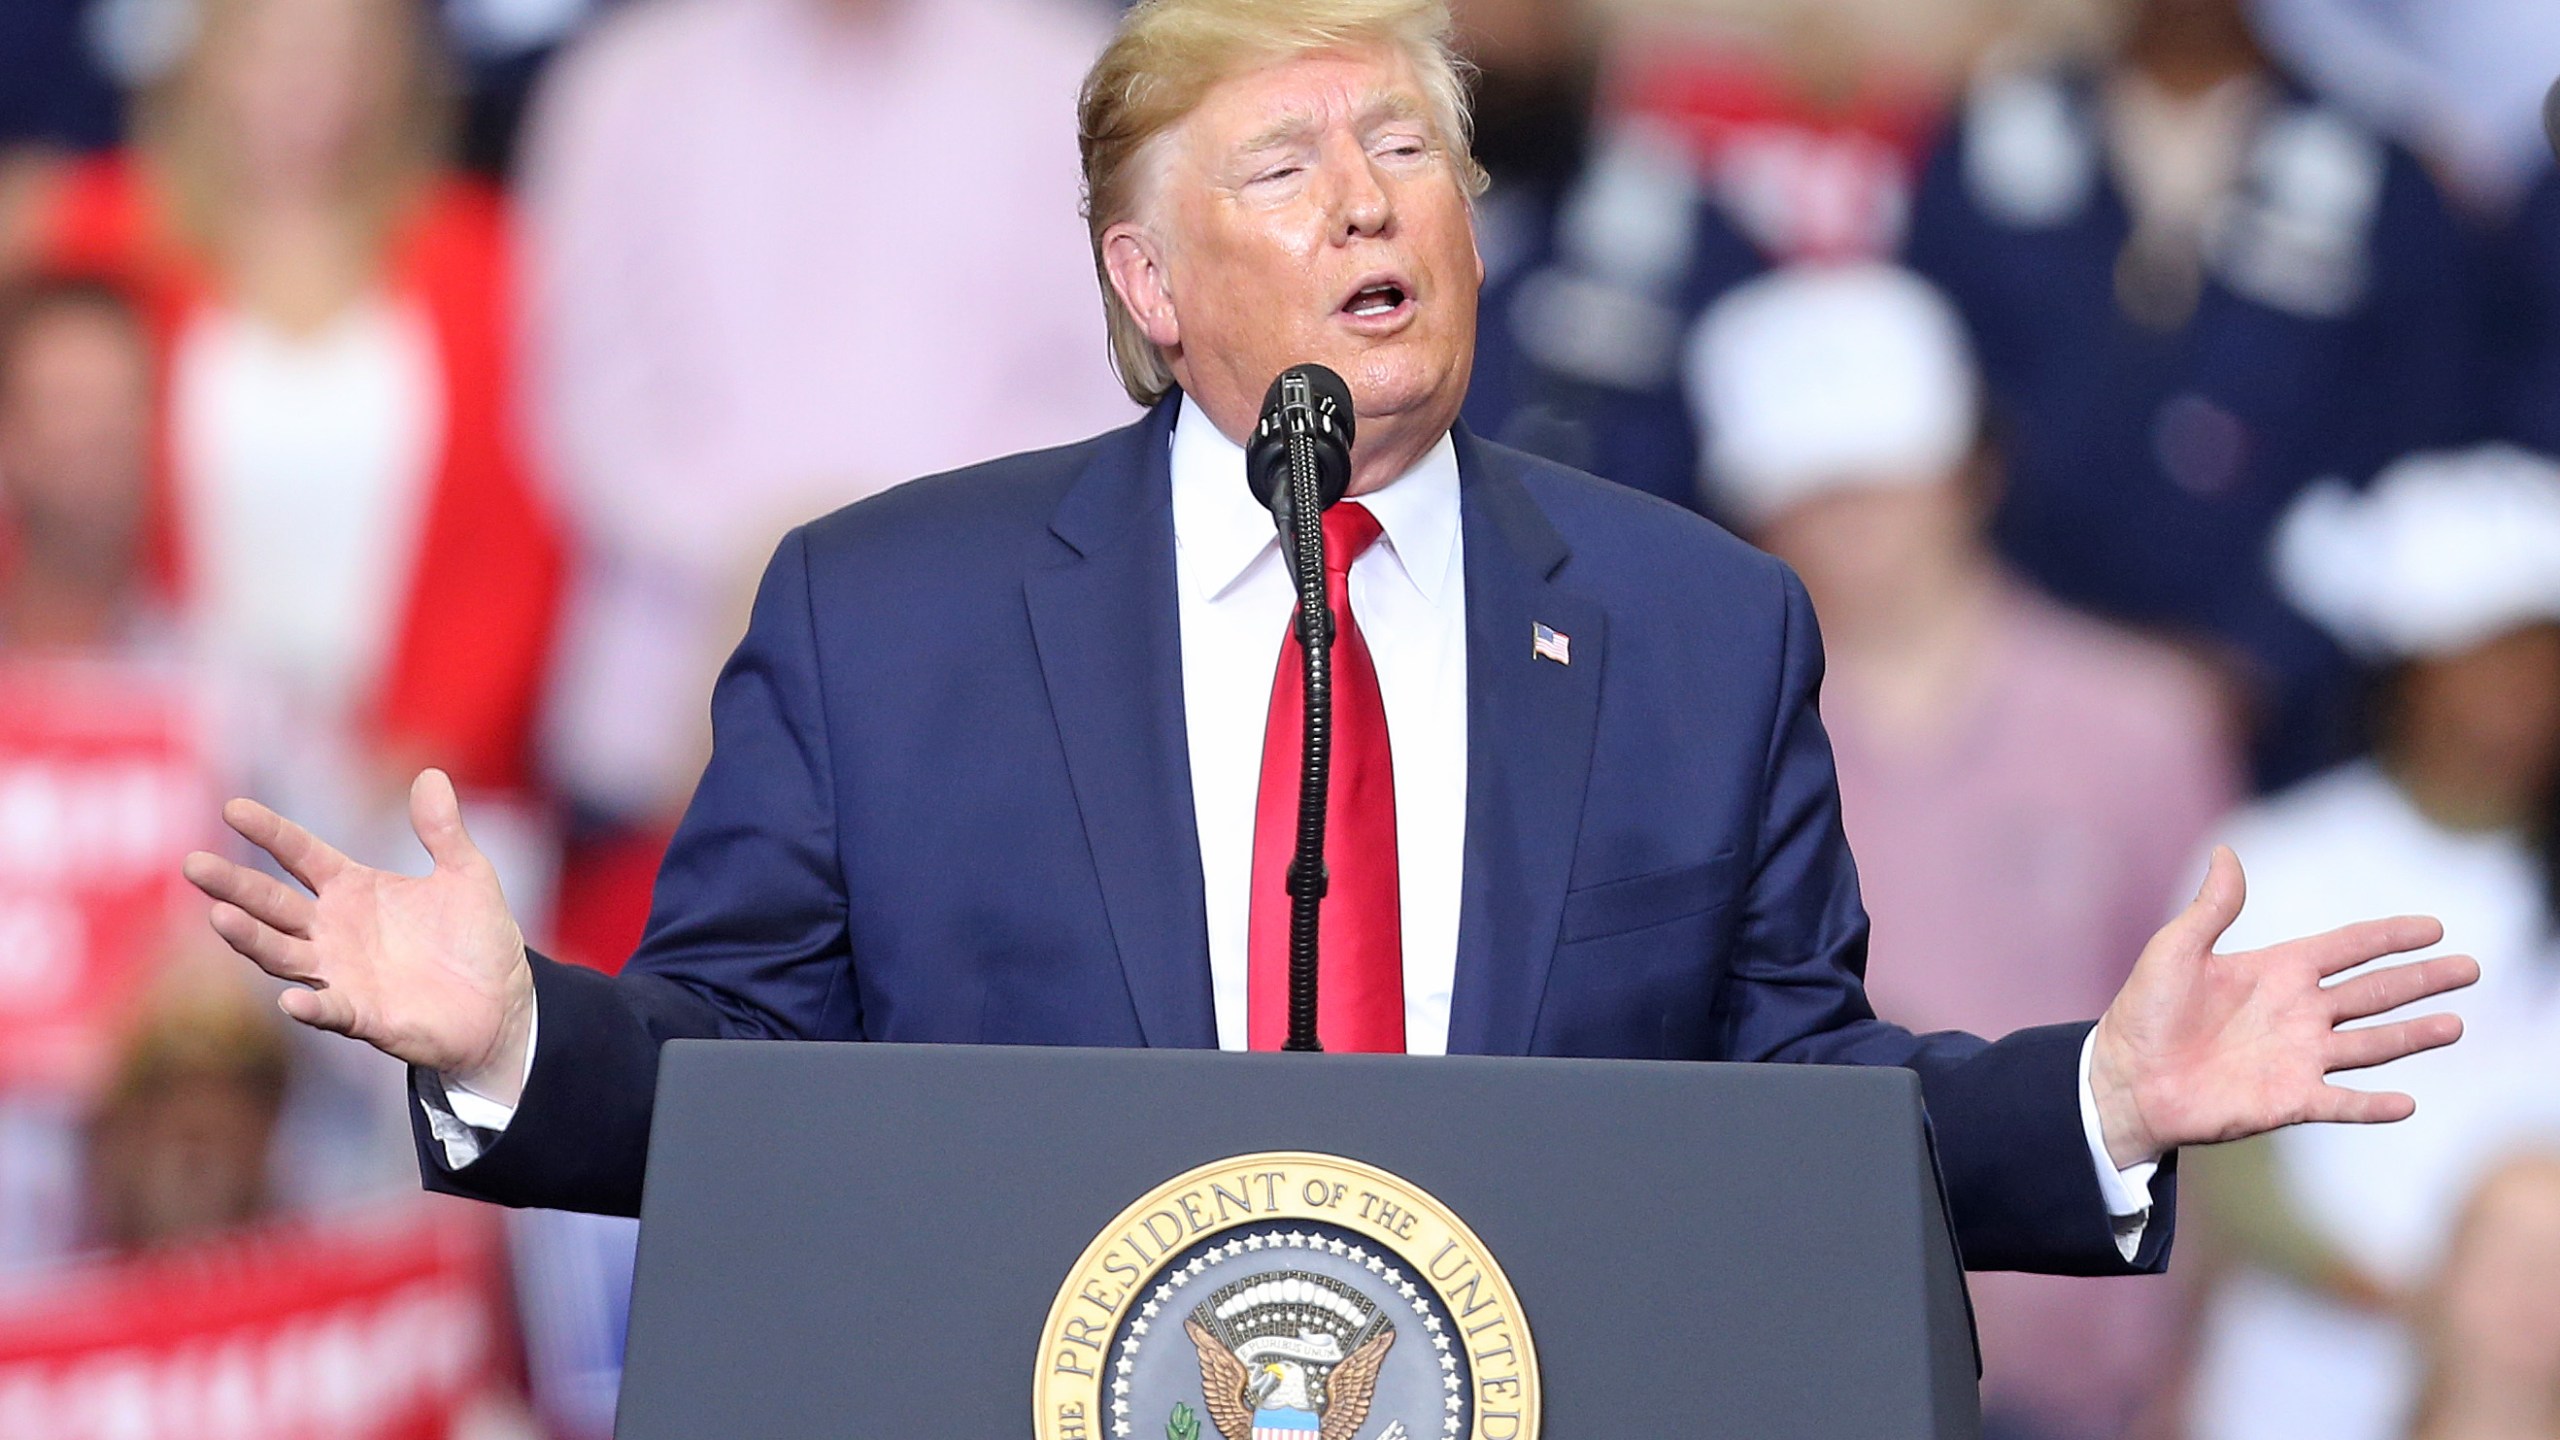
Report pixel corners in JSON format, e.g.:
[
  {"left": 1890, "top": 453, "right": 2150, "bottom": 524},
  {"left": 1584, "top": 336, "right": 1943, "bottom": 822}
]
[{"left": 0, "top": 0, "right": 2555, "bottom": 1436}]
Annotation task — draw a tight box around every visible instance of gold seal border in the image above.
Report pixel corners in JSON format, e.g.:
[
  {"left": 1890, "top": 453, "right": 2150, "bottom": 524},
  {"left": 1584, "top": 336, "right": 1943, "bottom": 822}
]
[{"left": 1033, "top": 1150, "right": 1539, "bottom": 1440}]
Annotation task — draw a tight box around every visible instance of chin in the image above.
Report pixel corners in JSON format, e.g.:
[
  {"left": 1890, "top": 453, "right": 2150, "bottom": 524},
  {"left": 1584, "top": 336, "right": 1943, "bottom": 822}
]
[{"left": 1339, "top": 348, "right": 1461, "bottom": 424}]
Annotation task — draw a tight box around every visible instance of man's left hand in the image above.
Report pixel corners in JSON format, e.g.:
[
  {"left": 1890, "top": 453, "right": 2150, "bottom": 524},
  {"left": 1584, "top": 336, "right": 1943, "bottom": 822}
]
[{"left": 2089, "top": 845, "right": 2480, "bottom": 1169}]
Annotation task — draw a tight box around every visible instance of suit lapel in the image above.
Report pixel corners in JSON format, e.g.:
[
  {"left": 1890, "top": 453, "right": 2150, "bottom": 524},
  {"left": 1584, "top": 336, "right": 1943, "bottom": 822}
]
[
  {"left": 1445, "top": 430, "right": 1606, "bottom": 1056},
  {"left": 1023, "top": 401, "right": 1218, "bottom": 1049}
]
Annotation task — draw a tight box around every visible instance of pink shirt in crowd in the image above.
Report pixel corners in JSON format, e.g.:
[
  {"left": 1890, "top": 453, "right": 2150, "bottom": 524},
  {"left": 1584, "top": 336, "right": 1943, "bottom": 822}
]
[
  {"left": 518, "top": 0, "right": 1136, "bottom": 817},
  {"left": 1831, "top": 583, "right": 2241, "bottom": 1440}
]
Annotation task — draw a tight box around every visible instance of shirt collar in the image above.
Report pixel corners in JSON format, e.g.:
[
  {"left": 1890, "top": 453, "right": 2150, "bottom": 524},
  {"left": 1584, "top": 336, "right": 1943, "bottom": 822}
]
[{"left": 1169, "top": 393, "right": 1461, "bottom": 607}]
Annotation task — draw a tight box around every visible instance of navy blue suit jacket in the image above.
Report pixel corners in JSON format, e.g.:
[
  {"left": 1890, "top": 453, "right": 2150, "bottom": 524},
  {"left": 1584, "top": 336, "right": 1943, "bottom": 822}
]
[{"left": 419, "top": 398, "right": 2173, "bottom": 1275}]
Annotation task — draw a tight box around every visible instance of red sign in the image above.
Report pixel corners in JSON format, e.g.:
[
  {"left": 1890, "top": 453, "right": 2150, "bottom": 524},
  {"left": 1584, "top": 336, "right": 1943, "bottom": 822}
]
[
  {"left": 0, "top": 1200, "right": 513, "bottom": 1439},
  {"left": 0, "top": 656, "right": 216, "bottom": 1092},
  {"left": 1618, "top": 48, "right": 1943, "bottom": 262}
]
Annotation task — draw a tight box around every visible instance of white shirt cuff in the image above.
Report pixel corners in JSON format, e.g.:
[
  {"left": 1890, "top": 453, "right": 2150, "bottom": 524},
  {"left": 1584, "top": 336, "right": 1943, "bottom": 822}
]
[
  {"left": 416, "top": 1001, "right": 538, "bottom": 1170},
  {"left": 2078, "top": 1027, "right": 2157, "bottom": 1261}
]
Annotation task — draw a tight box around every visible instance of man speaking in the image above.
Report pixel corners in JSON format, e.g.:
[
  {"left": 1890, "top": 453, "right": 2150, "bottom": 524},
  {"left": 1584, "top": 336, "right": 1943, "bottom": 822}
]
[{"left": 184, "top": 0, "right": 2474, "bottom": 1276}]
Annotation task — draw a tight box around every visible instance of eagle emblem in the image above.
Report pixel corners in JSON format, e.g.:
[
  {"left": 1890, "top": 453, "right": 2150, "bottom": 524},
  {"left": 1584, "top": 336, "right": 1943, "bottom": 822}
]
[
  {"left": 1184, "top": 1272, "right": 1397, "bottom": 1440},
  {"left": 1032, "top": 1155, "right": 1541, "bottom": 1440}
]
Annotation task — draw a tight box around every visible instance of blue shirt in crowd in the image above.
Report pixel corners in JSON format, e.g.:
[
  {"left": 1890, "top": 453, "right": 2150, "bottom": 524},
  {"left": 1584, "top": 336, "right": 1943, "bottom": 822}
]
[{"left": 1904, "top": 66, "right": 2482, "bottom": 788}]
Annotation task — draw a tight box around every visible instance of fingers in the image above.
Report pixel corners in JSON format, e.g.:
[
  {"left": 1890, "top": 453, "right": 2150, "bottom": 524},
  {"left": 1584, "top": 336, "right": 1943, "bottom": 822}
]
[
  {"left": 181, "top": 851, "right": 316, "bottom": 937},
  {"left": 277, "top": 984, "right": 359, "bottom": 1036},
  {"left": 2303, "top": 1086, "right": 2421, "bottom": 1126},
  {"left": 2327, "top": 1012, "right": 2465, "bottom": 1073},
  {"left": 222, "top": 797, "right": 351, "bottom": 892},
  {"left": 2326, "top": 953, "right": 2481, "bottom": 1021},
  {"left": 408, "top": 769, "right": 485, "bottom": 874},
  {"left": 2161, "top": 846, "right": 2248, "bottom": 955},
  {"left": 2296, "top": 913, "right": 2450, "bottom": 979},
  {"left": 206, "top": 901, "right": 321, "bottom": 983},
  {"left": 206, "top": 903, "right": 358, "bottom": 1037}
]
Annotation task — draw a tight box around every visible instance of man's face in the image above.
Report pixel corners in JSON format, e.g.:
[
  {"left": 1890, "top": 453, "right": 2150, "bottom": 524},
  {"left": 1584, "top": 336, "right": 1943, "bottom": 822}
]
[
  {"left": 0, "top": 303, "right": 152, "bottom": 568},
  {"left": 87, "top": 1076, "right": 281, "bottom": 1251},
  {"left": 1113, "top": 44, "right": 1483, "bottom": 482},
  {"left": 1756, "top": 479, "right": 1975, "bottom": 625},
  {"left": 2399, "top": 623, "right": 2560, "bottom": 807}
]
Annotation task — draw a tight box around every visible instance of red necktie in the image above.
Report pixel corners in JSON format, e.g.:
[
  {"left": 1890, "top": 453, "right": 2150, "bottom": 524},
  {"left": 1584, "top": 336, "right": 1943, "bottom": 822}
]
[{"left": 1247, "top": 503, "right": 1404, "bottom": 1052}]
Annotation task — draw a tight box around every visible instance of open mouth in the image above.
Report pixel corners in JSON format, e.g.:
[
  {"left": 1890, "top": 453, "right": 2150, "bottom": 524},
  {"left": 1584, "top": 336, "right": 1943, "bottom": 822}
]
[{"left": 1342, "top": 282, "right": 1411, "bottom": 319}]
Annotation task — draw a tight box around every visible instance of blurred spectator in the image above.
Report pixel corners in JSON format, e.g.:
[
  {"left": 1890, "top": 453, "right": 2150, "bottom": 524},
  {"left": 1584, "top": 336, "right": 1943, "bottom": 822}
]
[
  {"left": 22, "top": 0, "right": 565, "bottom": 905},
  {"left": 2500, "top": 165, "right": 2560, "bottom": 456},
  {"left": 80, "top": 954, "right": 289, "bottom": 1254},
  {"left": 1613, "top": 7, "right": 1950, "bottom": 265},
  {"left": 13, "top": 12, "right": 574, "bottom": 1358},
  {"left": 1453, "top": 0, "right": 1764, "bottom": 508},
  {"left": 1903, "top": 0, "right": 2482, "bottom": 790},
  {"left": 2405, "top": 1154, "right": 2560, "bottom": 1440},
  {"left": 517, "top": 0, "right": 1127, "bottom": 966},
  {"left": 3, "top": 942, "right": 538, "bottom": 1435},
  {"left": 0, "top": 278, "right": 235, "bottom": 1269},
  {"left": 0, "top": 276, "right": 210, "bottom": 1091},
  {"left": 504, "top": 4, "right": 1125, "bottom": 1430},
  {"left": 2185, "top": 445, "right": 2560, "bottom": 1440},
  {"left": 1694, "top": 261, "right": 2239, "bottom": 1440},
  {"left": 2252, "top": 0, "right": 2560, "bottom": 211},
  {"left": 0, "top": 277, "right": 157, "bottom": 652}
]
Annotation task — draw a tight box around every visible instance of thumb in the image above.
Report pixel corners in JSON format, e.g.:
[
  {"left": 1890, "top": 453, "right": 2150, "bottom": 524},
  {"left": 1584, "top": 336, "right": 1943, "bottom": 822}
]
[
  {"left": 409, "top": 768, "right": 484, "bottom": 873},
  {"left": 2166, "top": 845, "right": 2247, "bottom": 956}
]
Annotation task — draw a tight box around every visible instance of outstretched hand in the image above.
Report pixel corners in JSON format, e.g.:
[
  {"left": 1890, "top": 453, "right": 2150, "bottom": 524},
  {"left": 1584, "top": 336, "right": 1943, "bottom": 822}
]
[
  {"left": 181, "top": 770, "right": 536, "bottom": 1103},
  {"left": 2089, "top": 846, "right": 2480, "bottom": 1169}
]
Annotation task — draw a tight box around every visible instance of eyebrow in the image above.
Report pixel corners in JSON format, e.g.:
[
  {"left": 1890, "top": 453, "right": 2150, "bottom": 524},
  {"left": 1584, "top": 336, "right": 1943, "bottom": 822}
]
[{"left": 1236, "top": 92, "right": 1433, "bottom": 158}]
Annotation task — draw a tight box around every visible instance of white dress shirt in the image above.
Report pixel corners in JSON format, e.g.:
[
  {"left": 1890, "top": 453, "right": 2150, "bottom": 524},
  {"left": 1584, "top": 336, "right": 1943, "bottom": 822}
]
[
  {"left": 427, "top": 399, "right": 2153, "bottom": 1255},
  {"left": 1170, "top": 398, "right": 1469, "bottom": 1053}
]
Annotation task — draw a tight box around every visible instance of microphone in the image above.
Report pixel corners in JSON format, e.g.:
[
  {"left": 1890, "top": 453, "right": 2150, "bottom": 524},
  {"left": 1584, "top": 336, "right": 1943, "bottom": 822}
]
[
  {"left": 1247, "top": 364, "right": 1356, "bottom": 527},
  {"left": 1244, "top": 364, "right": 1358, "bottom": 1053}
]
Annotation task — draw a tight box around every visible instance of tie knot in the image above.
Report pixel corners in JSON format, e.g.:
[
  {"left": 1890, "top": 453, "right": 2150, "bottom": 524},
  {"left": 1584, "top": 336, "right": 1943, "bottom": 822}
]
[{"left": 1322, "top": 503, "right": 1383, "bottom": 577}]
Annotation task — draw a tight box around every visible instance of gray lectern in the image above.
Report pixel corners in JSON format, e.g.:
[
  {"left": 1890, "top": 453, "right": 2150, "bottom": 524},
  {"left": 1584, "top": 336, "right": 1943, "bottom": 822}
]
[{"left": 617, "top": 1042, "right": 1981, "bottom": 1440}]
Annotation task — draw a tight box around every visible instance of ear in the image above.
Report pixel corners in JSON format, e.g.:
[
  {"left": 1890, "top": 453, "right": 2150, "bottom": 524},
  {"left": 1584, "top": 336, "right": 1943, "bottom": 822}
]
[
  {"left": 1460, "top": 166, "right": 1488, "bottom": 288},
  {"left": 1103, "top": 223, "right": 1183, "bottom": 351}
]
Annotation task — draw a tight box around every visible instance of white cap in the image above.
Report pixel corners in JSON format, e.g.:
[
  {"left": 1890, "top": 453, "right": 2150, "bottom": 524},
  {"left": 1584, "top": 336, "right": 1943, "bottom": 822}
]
[
  {"left": 1687, "top": 261, "right": 1981, "bottom": 523},
  {"left": 2275, "top": 444, "right": 2560, "bottom": 661}
]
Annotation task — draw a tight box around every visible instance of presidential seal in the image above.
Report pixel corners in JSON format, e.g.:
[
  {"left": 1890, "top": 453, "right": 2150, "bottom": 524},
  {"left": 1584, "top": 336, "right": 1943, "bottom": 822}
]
[{"left": 1035, "top": 1153, "right": 1538, "bottom": 1440}]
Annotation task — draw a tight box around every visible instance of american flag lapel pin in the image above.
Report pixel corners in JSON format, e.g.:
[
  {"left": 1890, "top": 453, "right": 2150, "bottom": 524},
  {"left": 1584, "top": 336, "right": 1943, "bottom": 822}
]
[{"left": 1532, "top": 622, "right": 1571, "bottom": 666}]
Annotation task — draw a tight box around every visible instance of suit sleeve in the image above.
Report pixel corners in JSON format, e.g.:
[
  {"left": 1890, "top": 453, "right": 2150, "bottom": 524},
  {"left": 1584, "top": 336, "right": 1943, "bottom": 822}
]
[
  {"left": 410, "top": 526, "right": 858, "bottom": 1216},
  {"left": 1717, "top": 563, "right": 2177, "bottom": 1275}
]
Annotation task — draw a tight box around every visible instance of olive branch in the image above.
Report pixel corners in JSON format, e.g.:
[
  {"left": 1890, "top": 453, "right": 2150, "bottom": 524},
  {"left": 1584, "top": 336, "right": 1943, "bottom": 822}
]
[{"left": 1166, "top": 1401, "right": 1202, "bottom": 1440}]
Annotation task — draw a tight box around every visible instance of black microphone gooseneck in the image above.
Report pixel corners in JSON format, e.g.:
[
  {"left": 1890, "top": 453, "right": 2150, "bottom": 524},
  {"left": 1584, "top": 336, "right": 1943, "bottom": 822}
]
[{"left": 1246, "top": 364, "right": 1356, "bottom": 1052}]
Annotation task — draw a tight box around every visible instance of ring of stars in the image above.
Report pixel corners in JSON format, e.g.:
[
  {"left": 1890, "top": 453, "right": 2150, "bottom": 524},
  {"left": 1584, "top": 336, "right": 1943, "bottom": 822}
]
[{"left": 1105, "top": 1228, "right": 1469, "bottom": 1440}]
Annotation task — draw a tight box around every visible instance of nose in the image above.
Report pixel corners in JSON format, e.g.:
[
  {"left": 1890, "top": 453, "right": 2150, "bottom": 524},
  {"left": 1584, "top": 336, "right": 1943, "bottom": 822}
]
[{"left": 1320, "top": 136, "right": 1393, "bottom": 243}]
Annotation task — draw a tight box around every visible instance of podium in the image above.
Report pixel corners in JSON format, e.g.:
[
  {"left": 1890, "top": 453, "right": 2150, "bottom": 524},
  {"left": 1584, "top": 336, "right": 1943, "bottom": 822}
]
[{"left": 616, "top": 1042, "right": 1983, "bottom": 1439}]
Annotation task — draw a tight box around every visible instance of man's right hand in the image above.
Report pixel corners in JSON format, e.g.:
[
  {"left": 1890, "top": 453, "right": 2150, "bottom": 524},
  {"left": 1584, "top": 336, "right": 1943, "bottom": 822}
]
[{"left": 182, "top": 769, "right": 537, "bottom": 1105}]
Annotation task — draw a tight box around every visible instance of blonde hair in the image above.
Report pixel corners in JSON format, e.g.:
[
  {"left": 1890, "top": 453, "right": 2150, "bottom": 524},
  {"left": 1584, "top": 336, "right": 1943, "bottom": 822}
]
[
  {"left": 1078, "top": 0, "right": 1490, "bottom": 406},
  {"left": 135, "top": 0, "right": 454, "bottom": 264}
]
